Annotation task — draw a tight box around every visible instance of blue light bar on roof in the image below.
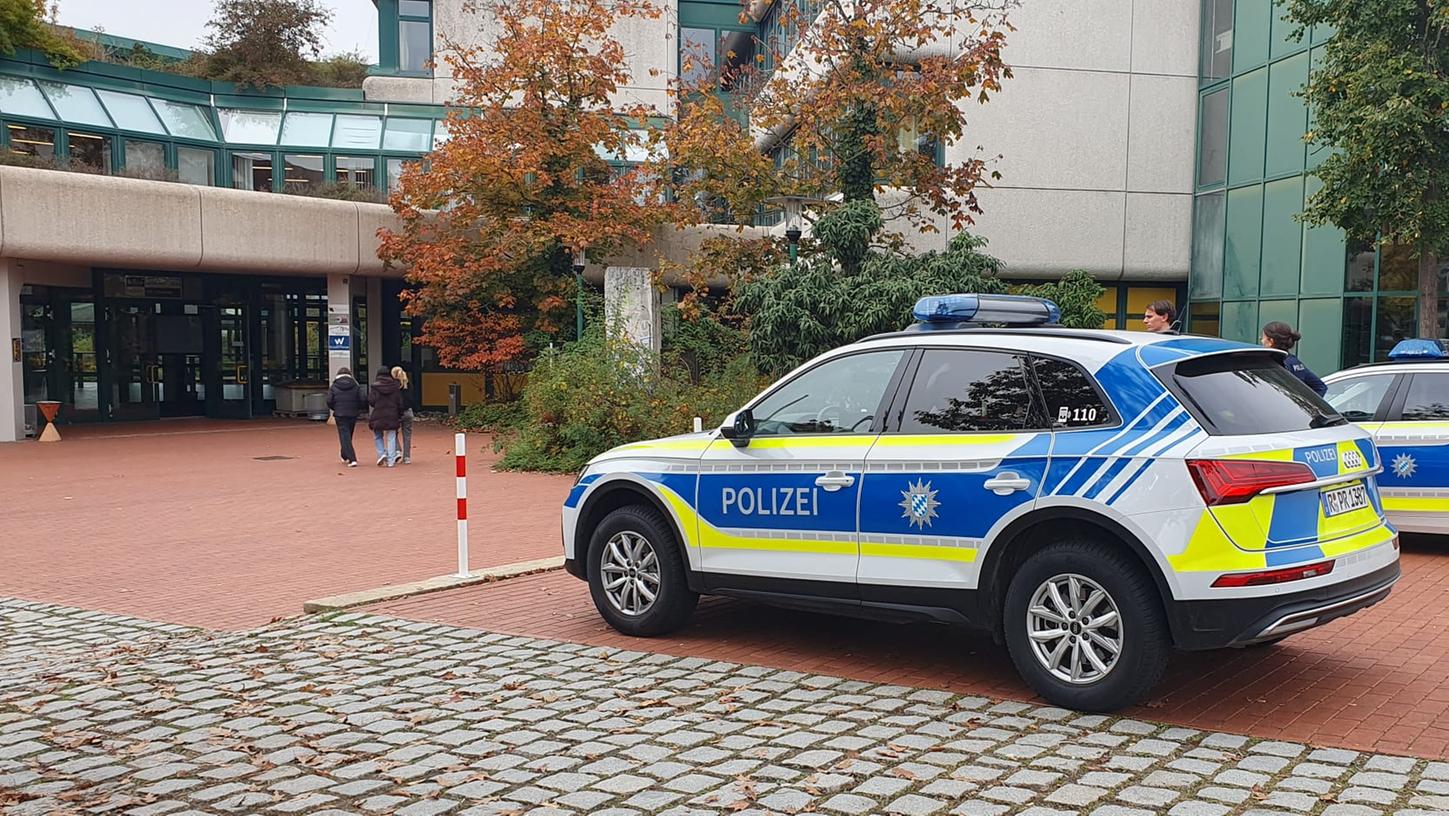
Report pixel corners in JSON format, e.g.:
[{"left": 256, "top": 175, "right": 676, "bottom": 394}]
[
  {"left": 912, "top": 293, "right": 1061, "bottom": 327},
  {"left": 1388, "top": 339, "right": 1449, "bottom": 361}
]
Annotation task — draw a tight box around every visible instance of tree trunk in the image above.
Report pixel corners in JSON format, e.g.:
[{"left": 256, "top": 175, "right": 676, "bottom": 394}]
[{"left": 1419, "top": 244, "right": 1441, "bottom": 339}]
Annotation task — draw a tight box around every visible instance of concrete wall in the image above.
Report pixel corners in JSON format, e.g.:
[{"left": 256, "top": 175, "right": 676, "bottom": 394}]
[
  {"left": 904, "top": 0, "right": 1200, "bottom": 282},
  {"left": 0, "top": 167, "right": 405, "bottom": 279},
  {"left": 365, "top": 0, "right": 677, "bottom": 114}
]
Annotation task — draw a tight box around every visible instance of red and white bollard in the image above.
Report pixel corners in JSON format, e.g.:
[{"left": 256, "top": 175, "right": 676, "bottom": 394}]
[{"left": 455, "top": 432, "right": 470, "bottom": 578}]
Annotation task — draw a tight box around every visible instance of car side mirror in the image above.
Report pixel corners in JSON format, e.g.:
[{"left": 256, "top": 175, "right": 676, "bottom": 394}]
[{"left": 719, "top": 409, "right": 756, "bottom": 448}]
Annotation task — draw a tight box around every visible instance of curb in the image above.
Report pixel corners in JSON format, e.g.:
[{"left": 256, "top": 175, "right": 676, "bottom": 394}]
[{"left": 302, "top": 556, "right": 564, "bottom": 614}]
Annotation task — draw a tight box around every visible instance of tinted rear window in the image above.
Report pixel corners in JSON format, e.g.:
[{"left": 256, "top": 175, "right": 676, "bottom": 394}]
[{"left": 1159, "top": 352, "right": 1343, "bottom": 435}]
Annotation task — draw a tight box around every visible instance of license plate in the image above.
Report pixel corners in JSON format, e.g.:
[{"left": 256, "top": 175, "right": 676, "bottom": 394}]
[{"left": 1321, "top": 483, "right": 1370, "bottom": 517}]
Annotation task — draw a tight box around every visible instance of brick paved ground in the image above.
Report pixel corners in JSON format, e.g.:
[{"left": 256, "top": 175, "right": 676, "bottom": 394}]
[
  {"left": 4, "top": 597, "right": 1449, "bottom": 816},
  {"left": 0, "top": 420, "right": 570, "bottom": 630},
  {"left": 372, "top": 540, "right": 1449, "bottom": 760}
]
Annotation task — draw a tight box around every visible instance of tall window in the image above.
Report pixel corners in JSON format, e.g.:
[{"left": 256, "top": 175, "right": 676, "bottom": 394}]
[{"left": 399, "top": 0, "right": 433, "bottom": 74}]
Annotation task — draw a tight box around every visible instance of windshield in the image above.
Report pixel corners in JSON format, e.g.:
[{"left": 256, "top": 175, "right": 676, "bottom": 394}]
[{"left": 1157, "top": 351, "right": 1344, "bottom": 435}]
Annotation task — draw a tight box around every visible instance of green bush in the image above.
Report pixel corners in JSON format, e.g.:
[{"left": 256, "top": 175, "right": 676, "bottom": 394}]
[
  {"left": 497, "top": 337, "right": 765, "bottom": 473},
  {"left": 454, "top": 400, "right": 525, "bottom": 433}
]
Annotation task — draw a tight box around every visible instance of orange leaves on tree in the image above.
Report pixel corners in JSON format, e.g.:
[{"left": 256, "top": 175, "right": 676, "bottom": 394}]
[{"left": 377, "top": 0, "right": 680, "bottom": 371}]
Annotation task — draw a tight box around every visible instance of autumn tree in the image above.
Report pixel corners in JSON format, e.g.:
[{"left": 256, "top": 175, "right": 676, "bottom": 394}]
[
  {"left": 0, "top": 0, "right": 82, "bottom": 66},
  {"left": 668, "top": 0, "right": 1015, "bottom": 248},
  {"left": 377, "top": 0, "right": 676, "bottom": 371},
  {"left": 1287, "top": 0, "right": 1449, "bottom": 338}
]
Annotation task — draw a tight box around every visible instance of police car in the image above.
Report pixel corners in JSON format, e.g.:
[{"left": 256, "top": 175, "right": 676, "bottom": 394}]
[
  {"left": 1322, "top": 338, "right": 1449, "bottom": 536},
  {"left": 561, "top": 294, "right": 1400, "bottom": 711}
]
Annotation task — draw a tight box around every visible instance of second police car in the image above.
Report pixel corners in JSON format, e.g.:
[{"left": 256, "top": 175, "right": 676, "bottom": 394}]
[
  {"left": 1323, "top": 338, "right": 1449, "bottom": 535},
  {"left": 561, "top": 295, "right": 1401, "bottom": 711}
]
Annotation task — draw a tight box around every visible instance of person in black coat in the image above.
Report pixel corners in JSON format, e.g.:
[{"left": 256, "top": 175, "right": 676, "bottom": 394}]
[
  {"left": 326, "top": 367, "right": 366, "bottom": 467},
  {"left": 1262, "top": 321, "right": 1328, "bottom": 396},
  {"left": 367, "top": 367, "right": 405, "bottom": 468}
]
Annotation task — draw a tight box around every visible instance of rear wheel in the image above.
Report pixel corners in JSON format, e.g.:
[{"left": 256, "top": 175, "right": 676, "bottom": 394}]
[
  {"left": 587, "top": 504, "right": 697, "bottom": 637},
  {"left": 1003, "top": 539, "right": 1169, "bottom": 711}
]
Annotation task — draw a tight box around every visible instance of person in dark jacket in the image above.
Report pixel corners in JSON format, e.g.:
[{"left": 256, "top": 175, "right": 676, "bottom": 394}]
[
  {"left": 1262, "top": 321, "right": 1328, "bottom": 396},
  {"left": 367, "top": 367, "right": 405, "bottom": 468},
  {"left": 326, "top": 367, "right": 366, "bottom": 467}
]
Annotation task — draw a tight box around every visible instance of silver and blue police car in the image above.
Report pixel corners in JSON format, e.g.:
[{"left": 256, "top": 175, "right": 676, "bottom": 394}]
[
  {"left": 561, "top": 294, "right": 1400, "bottom": 711},
  {"left": 1323, "top": 338, "right": 1449, "bottom": 536}
]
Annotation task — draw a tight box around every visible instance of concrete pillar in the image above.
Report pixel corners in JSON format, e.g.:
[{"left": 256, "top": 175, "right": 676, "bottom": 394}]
[
  {"left": 603, "top": 266, "right": 660, "bottom": 356},
  {"left": 0, "top": 259, "right": 23, "bottom": 442},
  {"left": 367, "top": 276, "right": 384, "bottom": 375},
  {"left": 326, "top": 273, "right": 352, "bottom": 382}
]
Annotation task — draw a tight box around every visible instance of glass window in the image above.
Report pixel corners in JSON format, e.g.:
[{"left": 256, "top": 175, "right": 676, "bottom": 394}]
[
  {"left": 750, "top": 350, "right": 905, "bottom": 435},
  {"left": 1190, "top": 191, "right": 1226, "bottom": 299},
  {"left": 1162, "top": 351, "right": 1337, "bottom": 435},
  {"left": 432, "top": 119, "right": 451, "bottom": 150},
  {"left": 1296, "top": 297, "right": 1342, "bottom": 374},
  {"left": 177, "top": 146, "right": 214, "bottom": 186},
  {"left": 7, "top": 124, "right": 56, "bottom": 159},
  {"left": 899, "top": 350, "right": 1034, "bottom": 433},
  {"left": 1324, "top": 375, "right": 1394, "bottom": 422},
  {"left": 66, "top": 131, "right": 111, "bottom": 171},
  {"left": 232, "top": 150, "right": 274, "bottom": 191},
  {"left": 400, "top": 20, "right": 431, "bottom": 73},
  {"left": 386, "top": 157, "right": 407, "bottom": 190},
  {"left": 400, "top": 0, "right": 430, "bottom": 14},
  {"left": 36, "top": 81, "right": 109, "bottom": 127},
  {"left": 282, "top": 154, "right": 324, "bottom": 192},
  {"left": 1197, "top": 89, "right": 1227, "bottom": 186},
  {"left": 1220, "top": 299, "right": 1260, "bottom": 343},
  {"left": 1232, "top": 0, "right": 1272, "bottom": 73},
  {"left": 96, "top": 90, "right": 165, "bottom": 134},
  {"left": 1200, "top": 0, "right": 1233, "bottom": 81},
  {"left": 383, "top": 117, "right": 432, "bottom": 151},
  {"left": 151, "top": 99, "right": 216, "bottom": 141},
  {"left": 1227, "top": 68, "right": 1268, "bottom": 185},
  {"left": 1401, "top": 374, "right": 1449, "bottom": 421},
  {"left": 218, "top": 109, "right": 282, "bottom": 144},
  {"left": 1188, "top": 301, "right": 1222, "bottom": 337},
  {"left": 1223, "top": 185, "right": 1264, "bottom": 299},
  {"left": 1260, "top": 177, "right": 1303, "bottom": 296},
  {"left": 1033, "top": 357, "right": 1112, "bottom": 428},
  {"left": 1341, "top": 296, "right": 1373, "bottom": 367},
  {"left": 1378, "top": 243, "right": 1418, "bottom": 292},
  {"left": 279, "top": 112, "right": 333, "bottom": 147},
  {"left": 336, "top": 155, "right": 376, "bottom": 188},
  {"left": 719, "top": 30, "right": 757, "bottom": 93},
  {"left": 0, "top": 77, "right": 55, "bottom": 119},
  {"left": 680, "top": 27, "right": 717, "bottom": 87},
  {"left": 123, "top": 140, "right": 166, "bottom": 178},
  {"left": 1345, "top": 237, "right": 1375, "bottom": 292},
  {"left": 1265, "top": 51, "right": 1309, "bottom": 177},
  {"left": 332, "top": 114, "right": 382, "bottom": 149},
  {"left": 1373, "top": 297, "right": 1417, "bottom": 361}
]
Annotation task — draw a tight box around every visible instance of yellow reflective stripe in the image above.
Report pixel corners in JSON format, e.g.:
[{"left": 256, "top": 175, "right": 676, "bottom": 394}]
[
  {"left": 731, "top": 435, "right": 878, "bottom": 450},
  {"left": 1319, "top": 523, "right": 1394, "bottom": 558},
  {"left": 656, "top": 484, "right": 701, "bottom": 548},
  {"left": 1382, "top": 496, "right": 1449, "bottom": 512},
  {"left": 872, "top": 434, "right": 1022, "bottom": 448},
  {"left": 1168, "top": 513, "right": 1268, "bottom": 572},
  {"left": 1378, "top": 421, "right": 1449, "bottom": 432},
  {"left": 861, "top": 542, "right": 978, "bottom": 562},
  {"left": 698, "top": 527, "right": 856, "bottom": 555}
]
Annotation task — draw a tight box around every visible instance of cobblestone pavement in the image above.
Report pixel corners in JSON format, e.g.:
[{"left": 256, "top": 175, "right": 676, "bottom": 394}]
[{"left": 4, "top": 598, "right": 1449, "bottom": 816}]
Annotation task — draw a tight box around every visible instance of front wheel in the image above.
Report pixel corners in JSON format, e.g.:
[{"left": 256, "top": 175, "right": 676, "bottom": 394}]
[
  {"left": 587, "top": 505, "right": 698, "bottom": 637},
  {"left": 1003, "top": 539, "right": 1169, "bottom": 712}
]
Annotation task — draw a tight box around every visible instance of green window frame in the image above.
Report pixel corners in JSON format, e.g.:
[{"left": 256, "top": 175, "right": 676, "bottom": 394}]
[{"left": 398, "top": 0, "right": 433, "bottom": 76}]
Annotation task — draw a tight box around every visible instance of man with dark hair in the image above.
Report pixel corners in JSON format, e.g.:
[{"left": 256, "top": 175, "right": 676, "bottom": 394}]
[{"left": 1143, "top": 300, "right": 1179, "bottom": 334}]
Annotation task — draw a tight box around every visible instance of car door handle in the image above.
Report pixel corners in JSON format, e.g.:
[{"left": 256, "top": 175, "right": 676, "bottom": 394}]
[
  {"left": 983, "top": 472, "right": 1032, "bottom": 495},
  {"left": 815, "top": 471, "right": 856, "bottom": 492}
]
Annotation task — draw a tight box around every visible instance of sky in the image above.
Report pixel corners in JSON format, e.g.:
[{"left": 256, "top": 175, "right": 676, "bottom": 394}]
[{"left": 54, "top": 0, "right": 379, "bottom": 62}]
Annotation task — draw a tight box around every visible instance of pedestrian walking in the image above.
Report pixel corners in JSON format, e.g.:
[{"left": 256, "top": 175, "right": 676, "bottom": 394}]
[
  {"left": 326, "top": 367, "right": 365, "bottom": 467},
  {"left": 1262, "top": 321, "right": 1328, "bottom": 396},
  {"left": 391, "top": 365, "right": 413, "bottom": 465},
  {"left": 367, "top": 366, "right": 405, "bottom": 467},
  {"left": 1143, "top": 300, "right": 1180, "bottom": 334}
]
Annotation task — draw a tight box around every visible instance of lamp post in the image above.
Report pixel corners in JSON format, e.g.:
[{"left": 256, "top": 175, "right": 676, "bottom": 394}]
[
  {"left": 572, "top": 249, "right": 586, "bottom": 340},
  {"left": 763, "top": 195, "right": 831, "bottom": 268}
]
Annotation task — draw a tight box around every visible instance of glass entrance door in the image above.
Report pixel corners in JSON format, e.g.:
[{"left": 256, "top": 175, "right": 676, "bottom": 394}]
[
  {"left": 214, "top": 305, "right": 252, "bottom": 418},
  {"left": 109, "top": 303, "right": 158, "bottom": 421}
]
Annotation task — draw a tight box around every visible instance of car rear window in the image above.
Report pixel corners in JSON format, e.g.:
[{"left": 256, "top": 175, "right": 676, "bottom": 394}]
[{"left": 1158, "top": 351, "right": 1343, "bottom": 435}]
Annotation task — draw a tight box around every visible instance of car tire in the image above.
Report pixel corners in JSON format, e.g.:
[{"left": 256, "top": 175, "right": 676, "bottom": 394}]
[
  {"left": 1003, "top": 538, "right": 1169, "bottom": 712},
  {"left": 587, "top": 504, "right": 698, "bottom": 637}
]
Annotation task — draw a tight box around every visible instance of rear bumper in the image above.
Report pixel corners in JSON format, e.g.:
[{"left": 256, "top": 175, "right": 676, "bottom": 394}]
[{"left": 1168, "top": 561, "right": 1400, "bottom": 650}]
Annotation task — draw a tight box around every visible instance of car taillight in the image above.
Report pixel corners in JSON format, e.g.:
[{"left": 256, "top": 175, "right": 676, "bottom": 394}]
[
  {"left": 1185, "top": 459, "right": 1317, "bottom": 506},
  {"left": 1211, "top": 560, "right": 1335, "bottom": 587}
]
